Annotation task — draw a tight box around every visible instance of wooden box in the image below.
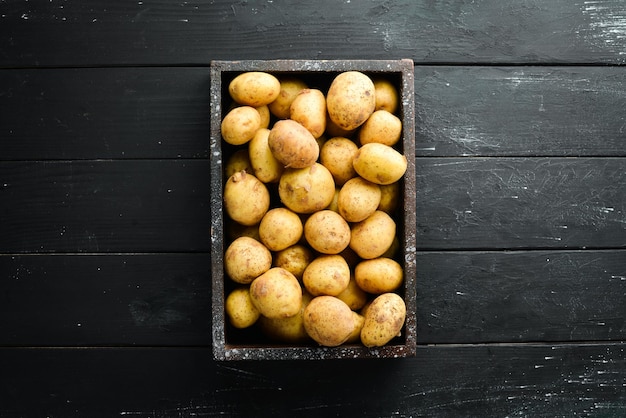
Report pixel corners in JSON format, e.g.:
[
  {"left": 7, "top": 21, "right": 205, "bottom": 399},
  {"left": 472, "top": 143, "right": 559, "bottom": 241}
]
[{"left": 210, "top": 59, "right": 416, "bottom": 360}]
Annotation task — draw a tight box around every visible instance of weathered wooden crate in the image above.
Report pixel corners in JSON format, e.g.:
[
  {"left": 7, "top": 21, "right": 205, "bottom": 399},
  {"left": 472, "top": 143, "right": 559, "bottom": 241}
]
[{"left": 210, "top": 59, "right": 416, "bottom": 360}]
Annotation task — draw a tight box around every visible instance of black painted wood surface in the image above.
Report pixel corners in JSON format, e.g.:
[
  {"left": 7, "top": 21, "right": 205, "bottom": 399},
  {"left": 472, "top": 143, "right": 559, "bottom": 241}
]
[{"left": 1, "top": 0, "right": 625, "bottom": 415}]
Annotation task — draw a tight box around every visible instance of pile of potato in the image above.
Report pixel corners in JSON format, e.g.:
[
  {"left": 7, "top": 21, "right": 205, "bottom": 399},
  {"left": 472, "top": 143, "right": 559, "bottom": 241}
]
[{"left": 221, "top": 69, "right": 408, "bottom": 348}]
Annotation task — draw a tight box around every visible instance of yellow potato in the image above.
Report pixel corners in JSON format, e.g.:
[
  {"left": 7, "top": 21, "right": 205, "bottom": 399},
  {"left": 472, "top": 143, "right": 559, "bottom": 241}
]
[
  {"left": 225, "top": 218, "right": 260, "bottom": 242},
  {"left": 268, "top": 119, "right": 320, "bottom": 169},
  {"left": 355, "top": 257, "right": 403, "bottom": 294},
  {"left": 338, "top": 245, "right": 360, "bottom": 269},
  {"left": 220, "top": 106, "right": 261, "bottom": 146},
  {"left": 353, "top": 142, "right": 407, "bottom": 185},
  {"left": 327, "top": 71, "right": 376, "bottom": 131},
  {"left": 381, "top": 235, "right": 400, "bottom": 259},
  {"left": 259, "top": 207, "right": 303, "bottom": 252},
  {"left": 373, "top": 77, "right": 399, "bottom": 114},
  {"left": 304, "top": 209, "right": 351, "bottom": 254},
  {"left": 259, "top": 291, "right": 313, "bottom": 343},
  {"left": 377, "top": 182, "right": 401, "bottom": 214},
  {"left": 229, "top": 71, "right": 281, "bottom": 107},
  {"left": 360, "top": 293, "right": 406, "bottom": 347},
  {"left": 278, "top": 163, "right": 335, "bottom": 214},
  {"left": 336, "top": 275, "right": 369, "bottom": 311},
  {"left": 358, "top": 110, "right": 402, "bottom": 147},
  {"left": 223, "top": 170, "right": 270, "bottom": 226},
  {"left": 224, "top": 149, "right": 252, "bottom": 180},
  {"left": 320, "top": 137, "right": 359, "bottom": 186},
  {"left": 337, "top": 177, "right": 381, "bottom": 223},
  {"left": 289, "top": 88, "right": 327, "bottom": 139},
  {"left": 326, "top": 187, "right": 340, "bottom": 213},
  {"left": 345, "top": 311, "right": 365, "bottom": 344},
  {"left": 248, "top": 128, "right": 284, "bottom": 183},
  {"left": 268, "top": 77, "right": 308, "bottom": 119},
  {"left": 249, "top": 267, "right": 303, "bottom": 319},
  {"left": 225, "top": 287, "right": 260, "bottom": 329},
  {"left": 302, "top": 255, "right": 350, "bottom": 296},
  {"left": 273, "top": 244, "right": 314, "bottom": 281},
  {"left": 325, "top": 112, "right": 356, "bottom": 138},
  {"left": 255, "top": 105, "right": 271, "bottom": 129},
  {"left": 224, "top": 236, "right": 272, "bottom": 284},
  {"left": 303, "top": 296, "right": 355, "bottom": 347},
  {"left": 349, "top": 210, "right": 396, "bottom": 259}
]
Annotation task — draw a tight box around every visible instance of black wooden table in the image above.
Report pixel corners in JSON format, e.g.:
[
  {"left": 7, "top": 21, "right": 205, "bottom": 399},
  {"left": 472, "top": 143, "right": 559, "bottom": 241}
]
[{"left": 1, "top": 1, "right": 625, "bottom": 416}]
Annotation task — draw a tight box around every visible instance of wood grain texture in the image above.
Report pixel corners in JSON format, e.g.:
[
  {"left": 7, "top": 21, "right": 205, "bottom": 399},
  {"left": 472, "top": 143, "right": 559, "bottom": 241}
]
[
  {"left": 2, "top": 157, "right": 624, "bottom": 253},
  {"left": 415, "top": 66, "right": 626, "bottom": 157},
  {"left": 0, "top": 254, "right": 210, "bottom": 346},
  {"left": 3, "top": 66, "right": 623, "bottom": 161},
  {"left": 0, "top": 68, "right": 210, "bottom": 160},
  {"left": 0, "top": 344, "right": 624, "bottom": 417},
  {"left": 1, "top": 0, "right": 626, "bottom": 67},
  {"left": 1, "top": 251, "right": 622, "bottom": 347},
  {"left": 417, "top": 157, "right": 626, "bottom": 249},
  {"left": 0, "top": 160, "right": 210, "bottom": 252},
  {"left": 417, "top": 250, "right": 626, "bottom": 344}
]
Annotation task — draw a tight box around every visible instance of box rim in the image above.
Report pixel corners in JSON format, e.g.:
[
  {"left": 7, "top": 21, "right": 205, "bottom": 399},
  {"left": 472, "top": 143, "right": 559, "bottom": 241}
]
[{"left": 210, "top": 59, "right": 416, "bottom": 361}]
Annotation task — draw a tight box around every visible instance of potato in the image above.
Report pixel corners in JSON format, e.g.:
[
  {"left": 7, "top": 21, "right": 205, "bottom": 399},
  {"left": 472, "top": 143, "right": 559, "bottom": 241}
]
[
  {"left": 337, "top": 177, "right": 381, "bottom": 222},
  {"left": 326, "top": 71, "right": 376, "bottom": 131},
  {"left": 268, "top": 119, "right": 320, "bottom": 169},
  {"left": 278, "top": 163, "right": 335, "bottom": 214},
  {"left": 326, "top": 187, "right": 340, "bottom": 213},
  {"left": 338, "top": 245, "right": 360, "bottom": 269},
  {"left": 381, "top": 235, "right": 400, "bottom": 259},
  {"left": 377, "top": 182, "right": 401, "bottom": 214},
  {"left": 349, "top": 210, "right": 396, "bottom": 259},
  {"left": 259, "top": 207, "right": 303, "bottom": 252},
  {"left": 355, "top": 257, "right": 403, "bottom": 294},
  {"left": 224, "top": 149, "right": 252, "bottom": 180},
  {"left": 225, "top": 218, "right": 260, "bottom": 242},
  {"left": 221, "top": 106, "right": 261, "bottom": 146},
  {"left": 268, "top": 77, "right": 308, "bottom": 119},
  {"left": 248, "top": 128, "right": 284, "bottom": 183},
  {"left": 302, "top": 255, "right": 350, "bottom": 296},
  {"left": 303, "top": 296, "right": 355, "bottom": 347},
  {"left": 353, "top": 142, "right": 407, "bottom": 185},
  {"left": 255, "top": 105, "right": 271, "bottom": 129},
  {"left": 336, "top": 275, "right": 369, "bottom": 311},
  {"left": 225, "top": 287, "right": 260, "bottom": 328},
  {"left": 224, "top": 170, "right": 270, "bottom": 226},
  {"left": 259, "top": 291, "right": 313, "bottom": 343},
  {"left": 289, "top": 88, "right": 327, "bottom": 139},
  {"left": 373, "top": 77, "right": 399, "bottom": 114},
  {"left": 360, "top": 293, "right": 406, "bottom": 347},
  {"left": 229, "top": 71, "right": 281, "bottom": 107},
  {"left": 325, "top": 112, "right": 356, "bottom": 138},
  {"left": 304, "top": 210, "right": 351, "bottom": 255},
  {"left": 345, "top": 311, "right": 365, "bottom": 344},
  {"left": 358, "top": 110, "right": 402, "bottom": 147},
  {"left": 250, "top": 267, "right": 303, "bottom": 319},
  {"left": 224, "top": 236, "right": 272, "bottom": 284},
  {"left": 320, "top": 137, "right": 359, "bottom": 186},
  {"left": 273, "top": 244, "right": 314, "bottom": 280}
]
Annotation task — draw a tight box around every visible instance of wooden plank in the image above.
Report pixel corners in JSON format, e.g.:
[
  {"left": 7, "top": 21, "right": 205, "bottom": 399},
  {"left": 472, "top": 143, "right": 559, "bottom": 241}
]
[
  {"left": 2, "top": 157, "right": 624, "bottom": 252},
  {"left": 417, "top": 250, "right": 626, "bottom": 344},
  {"left": 416, "top": 157, "right": 626, "bottom": 249},
  {"left": 0, "top": 160, "right": 210, "bottom": 253},
  {"left": 0, "top": 344, "right": 624, "bottom": 416},
  {"left": 415, "top": 66, "right": 626, "bottom": 157},
  {"left": 1, "top": 0, "right": 626, "bottom": 67},
  {"left": 0, "top": 68, "right": 209, "bottom": 160},
  {"left": 0, "top": 254, "right": 210, "bottom": 346},
  {"left": 1, "top": 250, "right": 622, "bottom": 346},
  {"left": 3, "top": 66, "right": 623, "bottom": 161}
]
